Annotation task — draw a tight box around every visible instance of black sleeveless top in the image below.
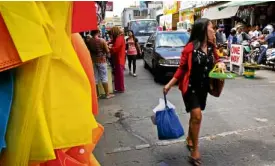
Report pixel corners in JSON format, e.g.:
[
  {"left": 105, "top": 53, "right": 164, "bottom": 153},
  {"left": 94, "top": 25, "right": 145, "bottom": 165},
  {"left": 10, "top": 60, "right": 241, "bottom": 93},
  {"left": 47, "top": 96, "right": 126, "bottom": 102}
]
[{"left": 188, "top": 45, "right": 215, "bottom": 93}]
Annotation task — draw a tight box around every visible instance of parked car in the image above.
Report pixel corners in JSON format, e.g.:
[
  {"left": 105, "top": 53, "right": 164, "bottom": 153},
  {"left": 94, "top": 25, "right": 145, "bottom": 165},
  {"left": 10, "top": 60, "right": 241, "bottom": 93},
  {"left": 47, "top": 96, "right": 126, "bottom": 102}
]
[{"left": 143, "top": 31, "right": 190, "bottom": 82}]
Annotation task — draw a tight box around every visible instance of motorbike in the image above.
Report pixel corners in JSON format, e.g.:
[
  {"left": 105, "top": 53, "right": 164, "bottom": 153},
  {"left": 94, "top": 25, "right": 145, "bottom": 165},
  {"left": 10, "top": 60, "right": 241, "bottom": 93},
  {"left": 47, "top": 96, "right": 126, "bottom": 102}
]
[
  {"left": 241, "top": 40, "right": 261, "bottom": 64},
  {"left": 265, "top": 46, "right": 275, "bottom": 69},
  {"left": 249, "top": 40, "right": 261, "bottom": 64},
  {"left": 241, "top": 40, "right": 252, "bottom": 63}
]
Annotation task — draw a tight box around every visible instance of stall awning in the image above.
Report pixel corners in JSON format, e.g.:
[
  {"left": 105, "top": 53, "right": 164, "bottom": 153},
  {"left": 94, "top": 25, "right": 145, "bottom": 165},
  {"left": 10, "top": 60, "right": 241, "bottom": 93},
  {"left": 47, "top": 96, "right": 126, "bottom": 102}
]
[
  {"left": 202, "top": 6, "right": 239, "bottom": 20},
  {"left": 218, "top": 1, "right": 268, "bottom": 10}
]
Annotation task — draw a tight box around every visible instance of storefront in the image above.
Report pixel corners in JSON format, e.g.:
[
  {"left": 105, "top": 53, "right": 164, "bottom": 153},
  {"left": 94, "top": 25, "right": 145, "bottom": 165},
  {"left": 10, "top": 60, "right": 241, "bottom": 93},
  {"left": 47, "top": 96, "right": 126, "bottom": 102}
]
[
  {"left": 178, "top": 9, "right": 194, "bottom": 30},
  {"left": 234, "top": 2, "right": 274, "bottom": 29},
  {"left": 162, "top": 0, "right": 180, "bottom": 30},
  {"left": 218, "top": 1, "right": 271, "bottom": 29},
  {"left": 202, "top": 4, "right": 239, "bottom": 37},
  {"left": 194, "top": 7, "right": 207, "bottom": 20},
  {"left": 160, "top": 14, "right": 173, "bottom": 31}
]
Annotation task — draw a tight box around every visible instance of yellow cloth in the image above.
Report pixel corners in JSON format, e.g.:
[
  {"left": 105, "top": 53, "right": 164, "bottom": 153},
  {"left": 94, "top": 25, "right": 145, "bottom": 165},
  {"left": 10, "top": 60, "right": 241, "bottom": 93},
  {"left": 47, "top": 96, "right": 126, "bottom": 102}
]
[
  {"left": 1, "top": 55, "right": 52, "bottom": 166},
  {"left": 217, "top": 50, "right": 224, "bottom": 57},
  {"left": 41, "top": 1, "right": 97, "bottom": 149},
  {"left": 1, "top": 2, "right": 98, "bottom": 164},
  {"left": 0, "top": 2, "right": 52, "bottom": 62}
]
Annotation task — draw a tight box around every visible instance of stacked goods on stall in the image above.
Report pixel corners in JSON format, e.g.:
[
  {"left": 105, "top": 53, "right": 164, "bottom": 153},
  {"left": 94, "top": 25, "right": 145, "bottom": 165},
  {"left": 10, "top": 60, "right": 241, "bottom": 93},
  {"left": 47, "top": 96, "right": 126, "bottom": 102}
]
[{"left": 0, "top": 2, "right": 103, "bottom": 165}]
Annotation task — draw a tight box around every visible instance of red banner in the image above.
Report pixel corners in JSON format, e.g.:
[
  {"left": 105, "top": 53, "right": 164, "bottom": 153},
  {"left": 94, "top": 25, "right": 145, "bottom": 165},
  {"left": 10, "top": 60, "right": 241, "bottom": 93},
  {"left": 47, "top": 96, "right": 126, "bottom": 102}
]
[{"left": 72, "top": 1, "right": 98, "bottom": 33}]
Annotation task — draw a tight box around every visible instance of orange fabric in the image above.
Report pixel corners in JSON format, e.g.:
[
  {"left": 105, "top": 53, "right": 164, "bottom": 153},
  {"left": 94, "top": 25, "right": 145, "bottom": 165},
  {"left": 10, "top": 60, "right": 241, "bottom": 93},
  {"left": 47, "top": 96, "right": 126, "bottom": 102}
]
[
  {"left": 72, "top": 1, "right": 97, "bottom": 33},
  {"left": 71, "top": 33, "right": 98, "bottom": 115},
  {"left": 34, "top": 123, "right": 104, "bottom": 166},
  {"left": 0, "top": 14, "right": 22, "bottom": 72},
  {"left": 89, "top": 154, "right": 100, "bottom": 166},
  {"left": 40, "top": 150, "right": 85, "bottom": 166}
]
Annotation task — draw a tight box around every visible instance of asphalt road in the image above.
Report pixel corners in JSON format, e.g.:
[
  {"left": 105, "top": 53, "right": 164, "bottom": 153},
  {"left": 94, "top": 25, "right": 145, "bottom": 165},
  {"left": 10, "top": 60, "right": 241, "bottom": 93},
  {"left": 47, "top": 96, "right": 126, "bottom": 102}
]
[{"left": 94, "top": 59, "right": 275, "bottom": 166}]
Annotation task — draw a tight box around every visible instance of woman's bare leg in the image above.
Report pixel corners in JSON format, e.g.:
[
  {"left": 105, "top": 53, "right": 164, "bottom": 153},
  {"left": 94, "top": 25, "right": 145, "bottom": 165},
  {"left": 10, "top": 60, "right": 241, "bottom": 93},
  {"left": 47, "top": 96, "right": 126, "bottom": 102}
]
[
  {"left": 190, "top": 107, "right": 202, "bottom": 159},
  {"left": 187, "top": 118, "right": 193, "bottom": 146}
]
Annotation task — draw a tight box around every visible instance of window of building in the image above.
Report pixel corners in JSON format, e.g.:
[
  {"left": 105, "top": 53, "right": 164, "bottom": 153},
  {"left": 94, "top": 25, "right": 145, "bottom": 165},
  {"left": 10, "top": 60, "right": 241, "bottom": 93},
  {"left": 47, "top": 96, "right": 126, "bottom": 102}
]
[
  {"left": 133, "top": 10, "right": 140, "bottom": 16},
  {"left": 141, "top": 10, "right": 148, "bottom": 16}
]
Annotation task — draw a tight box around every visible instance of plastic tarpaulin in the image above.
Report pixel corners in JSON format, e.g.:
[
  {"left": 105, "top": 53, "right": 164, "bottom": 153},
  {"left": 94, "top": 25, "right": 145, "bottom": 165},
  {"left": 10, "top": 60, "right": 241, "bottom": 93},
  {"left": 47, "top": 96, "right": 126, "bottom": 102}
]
[
  {"left": 218, "top": 1, "right": 267, "bottom": 10},
  {"left": 202, "top": 6, "right": 239, "bottom": 20}
]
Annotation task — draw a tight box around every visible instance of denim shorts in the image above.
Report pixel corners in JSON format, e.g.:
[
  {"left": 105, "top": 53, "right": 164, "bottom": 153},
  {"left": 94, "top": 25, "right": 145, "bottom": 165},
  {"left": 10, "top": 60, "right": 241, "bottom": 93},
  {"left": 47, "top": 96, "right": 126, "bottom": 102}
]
[{"left": 94, "top": 63, "right": 108, "bottom": 84}]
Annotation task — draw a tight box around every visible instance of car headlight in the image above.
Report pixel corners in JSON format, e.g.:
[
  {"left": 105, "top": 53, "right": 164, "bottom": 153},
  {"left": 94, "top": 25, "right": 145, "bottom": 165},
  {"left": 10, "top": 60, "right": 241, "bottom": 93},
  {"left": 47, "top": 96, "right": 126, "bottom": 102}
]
[{"left": 159, "top": 59, "right": 180, "bottom": 65}]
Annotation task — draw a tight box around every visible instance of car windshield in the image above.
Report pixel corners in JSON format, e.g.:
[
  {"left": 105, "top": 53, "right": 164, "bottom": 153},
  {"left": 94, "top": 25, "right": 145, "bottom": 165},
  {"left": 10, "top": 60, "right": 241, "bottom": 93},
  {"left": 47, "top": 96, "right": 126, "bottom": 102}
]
[
  {"left": 156, "top": 33, "right": 190, "bottom": 48},
  {"left": 130, "top": 20, "right": 158, "bottom": 36}
]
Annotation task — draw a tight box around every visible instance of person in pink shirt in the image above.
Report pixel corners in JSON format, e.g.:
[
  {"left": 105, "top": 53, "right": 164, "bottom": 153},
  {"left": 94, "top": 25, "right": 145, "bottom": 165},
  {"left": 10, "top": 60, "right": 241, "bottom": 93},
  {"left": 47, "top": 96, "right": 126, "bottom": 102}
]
[{"left": 125, "top": 30, "right": 141, "bottom": 77}]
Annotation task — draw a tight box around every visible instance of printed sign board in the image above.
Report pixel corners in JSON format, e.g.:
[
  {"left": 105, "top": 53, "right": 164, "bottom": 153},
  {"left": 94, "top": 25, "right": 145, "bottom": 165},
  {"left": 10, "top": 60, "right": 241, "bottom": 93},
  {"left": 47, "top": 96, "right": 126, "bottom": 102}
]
[
  {"left": 163, "top": 1, "right": 179, "bottom": 15},
  {"left": 230, "top": 44, "right": 244, "bottom": 75}
]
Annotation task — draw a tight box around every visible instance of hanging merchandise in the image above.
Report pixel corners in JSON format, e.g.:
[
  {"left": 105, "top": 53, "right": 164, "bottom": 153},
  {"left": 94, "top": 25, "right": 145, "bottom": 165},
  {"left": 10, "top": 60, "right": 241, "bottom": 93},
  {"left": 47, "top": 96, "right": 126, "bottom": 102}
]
[
  {"left": 0, "top": 70, "right": 13, "bottom": 153},
  {"left": 0, "top": 2, "right": 52, "bottom": 62},
  {"left": 0, "top": 1, "right": 103, "bottom": 165},
  {"left": 0, "top": 14, "right": 22, "bottom": 72},
  {"left": 71, "top": 33, "right": 99, "bottom": 115},
  {"left": 72, "top": 1, "right": 97, "bottom": 33}
]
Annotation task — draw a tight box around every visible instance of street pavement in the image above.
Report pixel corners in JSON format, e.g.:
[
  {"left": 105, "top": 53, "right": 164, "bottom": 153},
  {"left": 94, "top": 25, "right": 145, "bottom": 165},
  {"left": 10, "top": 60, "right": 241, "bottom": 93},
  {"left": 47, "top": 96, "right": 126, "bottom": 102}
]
[{"left": 94, "top": 60, "right": 275, "bottom": 166}]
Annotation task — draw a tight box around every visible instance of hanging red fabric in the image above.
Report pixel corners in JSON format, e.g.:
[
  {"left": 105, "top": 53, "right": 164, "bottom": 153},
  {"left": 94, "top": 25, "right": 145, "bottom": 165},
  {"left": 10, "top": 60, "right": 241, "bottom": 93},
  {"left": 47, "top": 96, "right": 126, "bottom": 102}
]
[
  {"left": 0, "top": 14, "right": 22, "bottom": 72},
  {"left": 72, "top": 1, "right": 98, "bottom": 33}
]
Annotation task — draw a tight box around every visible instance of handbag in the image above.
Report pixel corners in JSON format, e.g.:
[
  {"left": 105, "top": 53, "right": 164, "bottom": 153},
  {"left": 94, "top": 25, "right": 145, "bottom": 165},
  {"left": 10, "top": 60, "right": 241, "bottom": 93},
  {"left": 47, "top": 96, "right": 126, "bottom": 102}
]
[{"left": 208, "top": 64, "right": 225, "bottom": 97}]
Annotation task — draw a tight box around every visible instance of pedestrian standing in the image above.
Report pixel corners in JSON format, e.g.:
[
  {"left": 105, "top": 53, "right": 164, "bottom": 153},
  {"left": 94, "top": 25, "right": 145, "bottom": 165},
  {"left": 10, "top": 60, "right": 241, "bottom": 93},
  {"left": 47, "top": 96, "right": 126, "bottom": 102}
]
[
  {"left": 101, "top": 25, "right": 106, "bottom": 40},
  {"left": 227, "top": 28, "right": 237, "bottom": 51},
  {"left": 126, "top": 30, "right": 141, "bottom": 77},
  {"left": 216, "top": 24, "right": 226, "bottom": 44},
  {"left": 163, "top": 18, "right": 225, "bottom": 166},
  {"left": 109, "top": 26, "right": 126, "bottom": 93},
  {"left": 254, "top": 25, "right": 262, "bottom": 37},
  {"left": 88, "top": 29, "right": 114, "bottom": 99}
]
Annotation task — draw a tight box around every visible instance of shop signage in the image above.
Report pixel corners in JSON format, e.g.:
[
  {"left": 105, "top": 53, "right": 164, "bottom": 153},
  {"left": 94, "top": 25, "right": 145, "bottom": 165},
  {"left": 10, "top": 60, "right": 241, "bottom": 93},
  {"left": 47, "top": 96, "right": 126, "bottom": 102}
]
[
  {"left": 230, "top": 44, "right": 244, "bottom": 75},
  {"left": 163, "top": 1, "right": 179, "bottom": 15},
  {"left": 179, "top": 9, "right": 194, "bottom": 24},
  {"left": 160, "top": 14, "right": 173, "bottom": 31}
]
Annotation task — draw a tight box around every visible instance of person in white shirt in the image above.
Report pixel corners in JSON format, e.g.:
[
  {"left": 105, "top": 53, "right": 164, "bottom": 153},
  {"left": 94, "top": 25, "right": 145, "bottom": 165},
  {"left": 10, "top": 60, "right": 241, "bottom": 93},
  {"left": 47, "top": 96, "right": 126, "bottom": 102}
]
[
  {"left": 236, "top": 26, "right": 251, "bottom": 44},
  {"left": 248, "top": 25, "right": 255, "bottom": 38},
  {"left": 253, "top": 25, "right": 262, "bottom": 38}
]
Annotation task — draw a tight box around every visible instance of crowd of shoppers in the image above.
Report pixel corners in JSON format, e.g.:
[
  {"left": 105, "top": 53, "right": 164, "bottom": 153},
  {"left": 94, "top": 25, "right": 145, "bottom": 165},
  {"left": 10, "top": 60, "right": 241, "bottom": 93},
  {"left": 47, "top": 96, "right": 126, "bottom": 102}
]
[{"left": 83, "top": 26, "right": 142, "bottom": 99}]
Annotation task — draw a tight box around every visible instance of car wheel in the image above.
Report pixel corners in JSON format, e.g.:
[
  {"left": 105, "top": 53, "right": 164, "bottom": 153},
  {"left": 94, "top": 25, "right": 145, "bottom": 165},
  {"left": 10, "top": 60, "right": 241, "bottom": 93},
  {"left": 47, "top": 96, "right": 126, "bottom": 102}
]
[
  {"left": 144, "top": 60, "right": 149, "bottom": 69},
  {"left": 141, "top": 51, "right": 144, "bottom": 58},
  {"left": 153, "top": 61, "right": 161, "bottom": 82}
]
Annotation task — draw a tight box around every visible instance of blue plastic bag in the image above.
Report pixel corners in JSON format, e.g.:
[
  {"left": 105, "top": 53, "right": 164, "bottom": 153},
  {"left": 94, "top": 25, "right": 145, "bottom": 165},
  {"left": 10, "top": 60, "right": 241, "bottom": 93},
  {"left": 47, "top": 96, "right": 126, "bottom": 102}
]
[{"left": 156, "top": 94, "right": 184, "bottom": 140}]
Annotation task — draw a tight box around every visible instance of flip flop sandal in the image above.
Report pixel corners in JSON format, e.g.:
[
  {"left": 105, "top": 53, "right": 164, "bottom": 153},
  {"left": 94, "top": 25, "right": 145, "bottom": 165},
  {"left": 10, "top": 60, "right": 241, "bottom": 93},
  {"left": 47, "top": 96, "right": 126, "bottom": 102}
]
[
  {"left": 188, "top": 156, "right": 202, "bottom": 166},
  {"left": 185, "top": 138, "right": 193, "bottom": 151},
  {"left": 105, "top": 94, "right": 115, "bottom": 99}
]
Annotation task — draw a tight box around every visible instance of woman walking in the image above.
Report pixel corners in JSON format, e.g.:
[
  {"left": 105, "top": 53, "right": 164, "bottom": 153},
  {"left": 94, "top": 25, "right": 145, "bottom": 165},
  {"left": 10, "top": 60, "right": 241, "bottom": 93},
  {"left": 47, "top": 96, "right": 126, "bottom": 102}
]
[
  {"left": 126, "top": 30, "right": 141, "bottom": 77},
  {"left": 109, "top": 27, "right": 126, "bottom": 93},
  {"left": 88, "top": 29, "right": 114, "bottom": 99},
  {"left": 163, "top": 18, "right": 225, "bottom": 166}
]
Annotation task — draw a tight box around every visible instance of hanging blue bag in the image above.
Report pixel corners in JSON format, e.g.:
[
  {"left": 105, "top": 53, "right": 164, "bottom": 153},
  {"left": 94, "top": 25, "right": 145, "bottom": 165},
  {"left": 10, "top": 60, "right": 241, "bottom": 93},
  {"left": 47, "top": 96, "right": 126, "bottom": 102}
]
[{"left": 156, "top": 93, "right": 184, "bottom": 140}]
